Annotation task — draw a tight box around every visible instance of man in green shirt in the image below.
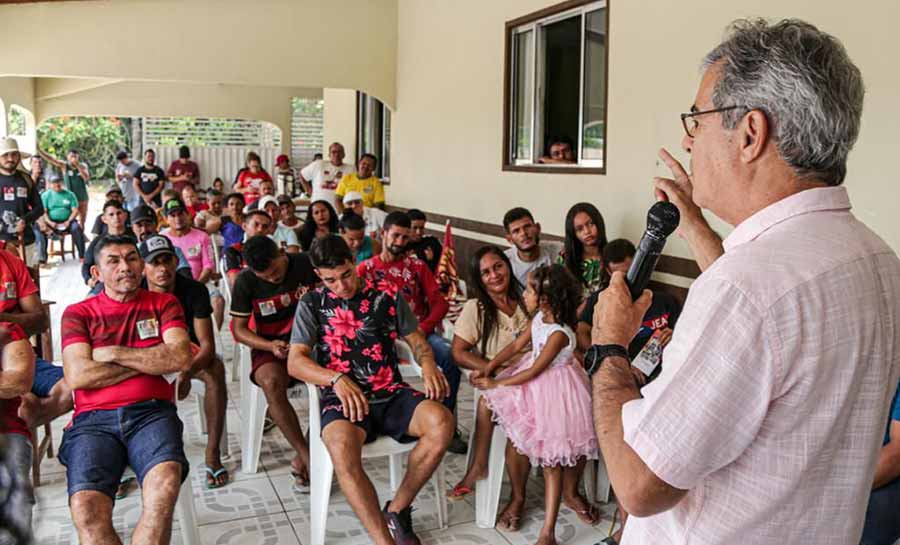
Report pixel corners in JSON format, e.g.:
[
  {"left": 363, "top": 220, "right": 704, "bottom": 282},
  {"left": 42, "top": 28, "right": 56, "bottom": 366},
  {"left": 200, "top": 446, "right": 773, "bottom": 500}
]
[
  {"left": 39, "top": 148, "right": 90, "bottom": 227},
  {"left": 35, "top": 178, "right": 86, "bottom": 264}
]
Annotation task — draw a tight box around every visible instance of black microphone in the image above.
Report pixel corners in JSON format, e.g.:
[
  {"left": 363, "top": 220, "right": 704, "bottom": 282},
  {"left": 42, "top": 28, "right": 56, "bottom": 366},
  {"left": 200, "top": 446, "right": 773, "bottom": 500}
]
[{"left": 625, "top": 201, "right": 680, "bottom": 300}]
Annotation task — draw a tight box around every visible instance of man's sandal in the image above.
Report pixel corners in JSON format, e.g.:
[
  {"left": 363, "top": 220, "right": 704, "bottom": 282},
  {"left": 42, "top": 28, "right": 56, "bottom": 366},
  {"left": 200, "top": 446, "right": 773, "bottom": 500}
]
[{"left": 204, "top": 467, "right": 229, "bottom": 489}]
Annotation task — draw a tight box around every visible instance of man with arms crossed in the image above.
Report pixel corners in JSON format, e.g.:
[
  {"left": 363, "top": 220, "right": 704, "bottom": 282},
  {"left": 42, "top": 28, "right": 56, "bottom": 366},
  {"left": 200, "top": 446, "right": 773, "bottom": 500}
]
[
  {"left": 289, "top": 235, "right": 453, "bottom": 545},
  {"left": 59, "top": 235, "right": 192, "bottom": 545},
  {"left": 588, "top": 19, "right": 900, "bottom": 545}
]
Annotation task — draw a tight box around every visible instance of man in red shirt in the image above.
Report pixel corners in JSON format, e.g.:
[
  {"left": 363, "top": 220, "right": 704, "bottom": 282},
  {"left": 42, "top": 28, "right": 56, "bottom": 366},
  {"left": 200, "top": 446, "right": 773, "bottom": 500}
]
[
  {"left": 0, "top": 321, "right": 37, "bottom": 531},
  {"left": 60, "top": 234, "right": 192, "bottom": 545},
  {"left": 166, "top": 145, "right": 200, "bottom": 194},
  {"left": 358, "top": 212, "right": 465, "bottom": 453}
]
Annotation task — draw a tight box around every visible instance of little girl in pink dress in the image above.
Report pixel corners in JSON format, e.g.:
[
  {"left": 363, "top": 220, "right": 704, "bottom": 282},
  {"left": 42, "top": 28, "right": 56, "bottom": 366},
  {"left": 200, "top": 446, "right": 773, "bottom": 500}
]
[{"left": 474, "top": 264, "right": 599, "bottom": 545}]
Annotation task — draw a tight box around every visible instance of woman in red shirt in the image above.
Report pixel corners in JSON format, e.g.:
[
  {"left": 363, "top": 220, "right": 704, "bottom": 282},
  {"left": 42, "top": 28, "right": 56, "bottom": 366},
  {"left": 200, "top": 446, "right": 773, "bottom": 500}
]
[{"left": 233, "top": 152, "right": 271, "bottom": 206}]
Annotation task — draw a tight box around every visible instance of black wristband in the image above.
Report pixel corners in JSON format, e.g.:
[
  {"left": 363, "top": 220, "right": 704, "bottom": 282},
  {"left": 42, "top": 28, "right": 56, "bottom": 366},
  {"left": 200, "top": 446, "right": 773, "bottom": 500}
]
[
  {"left": 329, "top": 372, "right": 345, "bottom": 387},
  {"left": 584, "top": 344, "right": 630, "bottom": 377}
]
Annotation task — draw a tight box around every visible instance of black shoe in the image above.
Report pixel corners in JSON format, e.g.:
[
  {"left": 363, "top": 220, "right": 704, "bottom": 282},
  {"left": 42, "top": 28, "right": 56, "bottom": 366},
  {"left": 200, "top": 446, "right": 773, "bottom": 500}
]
[
  {"left": 447, "top": 429, "right": 468, "bottom": 455},
  {"left": 382, "top": 501, "right": 420, "bottom": 545},
  {"left": 596, "top": 538, "right": 619, "bottom": 545}
]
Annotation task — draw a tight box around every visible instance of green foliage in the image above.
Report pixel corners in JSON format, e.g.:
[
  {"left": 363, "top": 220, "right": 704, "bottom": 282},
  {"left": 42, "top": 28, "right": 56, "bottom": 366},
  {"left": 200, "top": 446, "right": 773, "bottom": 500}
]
[
  {"left": 7, "top": 108, "right": 26, "bottom": 136},
  {"left": 37, "top": 116, "right": 131, "bottom": 181}
]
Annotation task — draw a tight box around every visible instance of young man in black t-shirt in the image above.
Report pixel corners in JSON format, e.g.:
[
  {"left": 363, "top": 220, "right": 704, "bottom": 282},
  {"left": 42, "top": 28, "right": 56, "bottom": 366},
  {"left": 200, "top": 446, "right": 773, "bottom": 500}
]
[
  {"left": 230, "top": 235, "right": 317, "bottom": 488},
  {"left": 287, "top": 235, "right": 452, "bottom": 545},
  {"left": 141, "top": 234, "right": 230, "bottom": 488},
  {"left": 133, "top": 149, "right": 167, "bottom": 208},
  {"left": 223, "top": 210, "right": 271, "bottom": 290}
]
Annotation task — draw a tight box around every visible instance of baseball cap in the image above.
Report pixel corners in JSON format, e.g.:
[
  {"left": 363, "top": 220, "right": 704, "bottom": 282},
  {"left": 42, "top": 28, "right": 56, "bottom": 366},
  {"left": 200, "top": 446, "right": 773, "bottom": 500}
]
[
  {"left": 130, "top": 205, "right": 157, "bottom": 225},
  {"left": 138, "top": 234, "right": 176, "bottom": 262},
  {"left": 105, "top": 186, "right": 123, "bottom": 196},
  {"left": 342, "top": 191, "right": 364, "bottom": 205},
  {"left": 276, "top": 194, "right": 293, "bottom": 205},
  {"left": 275, "top": 154, "right": 290, "bottom": 166},
  {"left": 163, "top": 198, "right": 187, "bottom": 216},
  {"left": 257, "top": 195, "right": 278, "bottom": 210}
]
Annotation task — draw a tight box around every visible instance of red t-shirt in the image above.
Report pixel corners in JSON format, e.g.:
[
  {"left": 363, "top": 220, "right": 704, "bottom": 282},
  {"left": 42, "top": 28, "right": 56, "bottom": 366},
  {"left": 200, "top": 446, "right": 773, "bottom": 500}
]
[
  {"left": 0, "top": 322, "right": 29, "bottom": 438},
  {"left": 185, "top": 202, "right": 208, "bottom": 220},
  {"left": 166, "top": 160, "right": 200, "bottom": 194},
  {"left": 0, "top": 250, "right": 38, "bottom": 313},
  {"left": 235, "top": 170, "right": 272, "bottom": 205},
  {"left": 357, "top": 255, "right": 449, "bottom": 335},
  {"left": 61, "top": 289, "right": 187, "bottom": 415}
]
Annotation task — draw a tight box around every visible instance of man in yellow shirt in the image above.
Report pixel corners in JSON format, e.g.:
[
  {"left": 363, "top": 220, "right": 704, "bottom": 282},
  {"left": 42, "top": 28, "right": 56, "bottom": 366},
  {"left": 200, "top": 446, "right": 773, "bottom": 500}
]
[{"left": 334, "top": 154, "right": 385, "bottom": 211}]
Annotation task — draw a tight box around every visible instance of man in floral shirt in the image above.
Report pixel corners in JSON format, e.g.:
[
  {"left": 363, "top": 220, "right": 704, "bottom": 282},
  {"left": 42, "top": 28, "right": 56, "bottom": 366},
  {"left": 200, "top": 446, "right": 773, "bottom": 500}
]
[{"left": 289, "top": 235, "right": 453, "bottom": 545}]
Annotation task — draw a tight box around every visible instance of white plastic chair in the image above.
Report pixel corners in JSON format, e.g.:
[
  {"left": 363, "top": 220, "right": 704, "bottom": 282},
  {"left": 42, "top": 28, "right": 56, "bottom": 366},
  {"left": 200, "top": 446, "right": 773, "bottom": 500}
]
[
  {"left": 218, "top": 255, "right": 240, "bottom": 383},
  {"left": 239, "top": 343, "right": 306, "bottom": 474},
  {"left": 306, "top": 351, "right": 448, "bottom": 545}
]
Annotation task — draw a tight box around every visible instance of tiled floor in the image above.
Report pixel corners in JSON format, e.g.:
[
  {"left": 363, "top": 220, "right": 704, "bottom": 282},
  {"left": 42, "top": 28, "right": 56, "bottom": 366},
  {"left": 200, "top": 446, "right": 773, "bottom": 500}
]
[{"left": 32, "top": 240, "right": 617, "bottom": 544}]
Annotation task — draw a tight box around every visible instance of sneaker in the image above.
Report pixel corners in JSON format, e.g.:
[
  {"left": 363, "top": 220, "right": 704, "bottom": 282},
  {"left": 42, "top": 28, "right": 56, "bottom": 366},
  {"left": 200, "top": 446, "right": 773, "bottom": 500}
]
[
  {"left": 447, "top": 429, "right": 468, "bottom": 455},
  {"left": 382, "top": 501, "right": 421, "bottom": 545}
]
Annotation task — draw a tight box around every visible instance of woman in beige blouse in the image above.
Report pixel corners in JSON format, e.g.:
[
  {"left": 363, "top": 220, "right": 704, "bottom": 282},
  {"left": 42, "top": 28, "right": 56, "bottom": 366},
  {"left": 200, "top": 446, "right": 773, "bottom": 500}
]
[{"left": 448, "top": 245, "right": 599, "bottom": 530}]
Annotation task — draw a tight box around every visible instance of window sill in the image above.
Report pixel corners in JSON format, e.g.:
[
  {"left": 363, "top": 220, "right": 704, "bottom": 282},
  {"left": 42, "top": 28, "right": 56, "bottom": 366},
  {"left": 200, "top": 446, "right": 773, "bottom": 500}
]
[{"left": 502, "top": 164, "right": 605, "bottom": 175}]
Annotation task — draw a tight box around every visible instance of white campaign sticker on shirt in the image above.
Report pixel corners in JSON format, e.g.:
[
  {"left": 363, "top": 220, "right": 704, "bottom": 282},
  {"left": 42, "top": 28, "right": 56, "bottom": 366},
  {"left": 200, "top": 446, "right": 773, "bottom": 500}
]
[
  {"left": 3, "top": 188, "right": 14, "bottom": 201},
  {"left": 16, "top": 187, "right": 27, "bottom": 198},
  {"left": 632, "top": 331, "right": 663, "bottom": 377},
  {"left": 258, "top": 300, "right": 277, "bottom": 316},
  {"left": 5, "top": 282, "right": 16, "bottom": 300},
  {"left": 187, "top": 244, "right": 201, "bottom": 257},
  {"left": 136, "top": 318, "right": 160, "bottom": 340}
]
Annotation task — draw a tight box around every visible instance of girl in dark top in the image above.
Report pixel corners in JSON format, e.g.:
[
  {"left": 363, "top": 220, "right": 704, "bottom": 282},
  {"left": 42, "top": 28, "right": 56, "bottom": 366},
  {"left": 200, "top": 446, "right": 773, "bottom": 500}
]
[
  {"left": 558, "top": 202, "right": 609, "bottom": 299},
  {"left": 299, "top": 200, "right": 339, "bottom": 251}
]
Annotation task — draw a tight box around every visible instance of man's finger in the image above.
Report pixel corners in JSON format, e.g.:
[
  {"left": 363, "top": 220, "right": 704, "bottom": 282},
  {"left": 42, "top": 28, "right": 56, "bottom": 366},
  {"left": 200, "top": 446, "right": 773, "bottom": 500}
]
[
  {"left": 636, "top": 289, "right": 654, "bottom": 315},
  {"left": 658, "top": 148, "right": 689, "bottom": 181}
]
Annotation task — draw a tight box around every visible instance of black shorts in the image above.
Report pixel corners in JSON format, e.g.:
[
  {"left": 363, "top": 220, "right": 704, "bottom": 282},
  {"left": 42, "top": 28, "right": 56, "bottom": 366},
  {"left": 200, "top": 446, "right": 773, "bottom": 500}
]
[{"left": 320, "top": 387, "right": 427, "bottom": 444}]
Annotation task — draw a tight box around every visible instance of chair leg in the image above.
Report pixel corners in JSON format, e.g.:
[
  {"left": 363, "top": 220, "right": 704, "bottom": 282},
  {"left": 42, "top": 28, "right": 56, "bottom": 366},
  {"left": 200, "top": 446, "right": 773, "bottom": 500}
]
[
  {"left": 196, "top": 392, "right": 208, "bottom": 434},
  {"left": 389, "top": 453, "right": 404, "bottom": 494},
  {"left": 475, "top": 425, "right": 507, "bottom": 528},
  {"left": 31, "top": 432, "right": 40, "bottom": 488},
  {"left": 464, "top": 388, "right": 482, "bottom": 472},
  {"left": 309, "top": 435, "right": 334, "bottom": 545},
  {"left": 583, "top": 459, "right": 597, "bottom": 504},
  {"left": 431, "top": 460, "right": 448, "bottom": 529},
  {"left": 175, "top": 478, "right": 201, "bottom": 545},
  {"left": 220, "top": 409, "right": 230, "bottom": 459},
  {"left": 596, "top": 454, "right": 611, "bottom": 503},
  {"left": 45, "top": 423, "right": 53, "bottom": 458},
  {"left": 241, "top": 383, "right": 268, "bottom": 474}
]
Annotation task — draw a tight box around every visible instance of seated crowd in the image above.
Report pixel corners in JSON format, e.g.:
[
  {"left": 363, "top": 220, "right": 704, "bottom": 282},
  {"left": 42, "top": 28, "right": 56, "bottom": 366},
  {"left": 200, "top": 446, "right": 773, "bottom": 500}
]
[{"left": 0, "top": 133, "right": 898, "bottom": 545}]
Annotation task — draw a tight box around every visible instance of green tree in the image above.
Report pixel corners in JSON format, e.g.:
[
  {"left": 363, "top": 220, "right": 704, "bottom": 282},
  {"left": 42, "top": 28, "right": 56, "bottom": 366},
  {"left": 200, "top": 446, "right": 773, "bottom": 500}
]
[{"left": 37, "top": 116, "right": 132, "bottom": 181}]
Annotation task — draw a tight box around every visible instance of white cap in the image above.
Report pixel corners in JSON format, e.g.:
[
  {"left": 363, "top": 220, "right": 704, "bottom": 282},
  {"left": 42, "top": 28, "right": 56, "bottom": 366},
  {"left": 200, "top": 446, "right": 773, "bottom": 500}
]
[
  {"left": 342, "top": 191, "right": 364, "bottom": 205},
  {"left": 257, "top": 195, "right": 278, "bottom": 210}
]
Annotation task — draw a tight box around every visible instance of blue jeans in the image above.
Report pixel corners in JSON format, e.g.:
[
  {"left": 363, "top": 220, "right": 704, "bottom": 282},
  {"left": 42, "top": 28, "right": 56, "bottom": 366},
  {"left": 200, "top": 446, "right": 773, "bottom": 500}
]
[
  {"left": 34, "top": 220, "right": 87, "bottom": 261},
  {"left": 58, "top": 399, "right": 189, "bottom": 499},
  {"left": 427, "top": 333, "right": 461, "bottom": 414},
  {"left": 860, "top": 477, "right": 900, "bottom": 545},
  {"left": 31, "top": 358, "right": 64, "bottom": 397}
]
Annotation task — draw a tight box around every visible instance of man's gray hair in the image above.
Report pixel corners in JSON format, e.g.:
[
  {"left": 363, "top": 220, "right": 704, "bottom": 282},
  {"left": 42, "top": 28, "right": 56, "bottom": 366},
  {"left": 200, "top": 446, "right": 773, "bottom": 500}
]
[{"left": 703, "top": 19, "right": 864, "bottom": 186}]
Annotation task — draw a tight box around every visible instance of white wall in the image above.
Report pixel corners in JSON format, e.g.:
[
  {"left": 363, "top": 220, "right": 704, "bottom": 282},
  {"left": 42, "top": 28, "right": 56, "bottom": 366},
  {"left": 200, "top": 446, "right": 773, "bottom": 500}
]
[
  {"left": 323, "top": 88, "right": 358, "bottom": 161},
  {"left": 391, "top": 0, "right": 900, "bottom": 259}
]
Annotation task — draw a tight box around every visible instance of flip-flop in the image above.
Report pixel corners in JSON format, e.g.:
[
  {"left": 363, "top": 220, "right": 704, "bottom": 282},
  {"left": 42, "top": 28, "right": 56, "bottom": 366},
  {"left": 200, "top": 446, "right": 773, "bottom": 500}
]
[
  {"left": 115, "top": 476, "right": 134, "bottom": 500},
  {"left": 564, "top": 500, "right": 600, "bottom": 526},
  {"left": 204, "top": 467, "right": 229, "bottom": 489},
  {"left": 291, "top": 470, "right": 310, "bottom": 494},
  {"left": 447, "top": 484, "right": 473, "bottom": 501}
]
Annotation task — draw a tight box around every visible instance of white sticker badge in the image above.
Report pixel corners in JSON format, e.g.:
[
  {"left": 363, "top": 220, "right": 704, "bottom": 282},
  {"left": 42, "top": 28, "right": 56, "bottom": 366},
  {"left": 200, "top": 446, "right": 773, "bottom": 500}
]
[
  {"left": 136, "top": 318, "right": 160, "bottom": 340},
  {"left": 258, "top": 300, "right": 277, "bottom": 316}
]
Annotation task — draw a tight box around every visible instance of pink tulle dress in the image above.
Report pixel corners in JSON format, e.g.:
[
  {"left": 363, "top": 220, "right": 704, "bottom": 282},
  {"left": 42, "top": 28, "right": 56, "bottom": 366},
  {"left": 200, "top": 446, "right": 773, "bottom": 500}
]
[{"left": 482, "top": 311, "right": 599, "bottom": 467}]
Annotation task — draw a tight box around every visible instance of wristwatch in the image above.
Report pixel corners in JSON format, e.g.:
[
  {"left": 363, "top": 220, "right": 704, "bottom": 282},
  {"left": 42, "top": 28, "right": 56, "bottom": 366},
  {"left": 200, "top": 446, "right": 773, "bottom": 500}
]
[{"left": 584, "top": 344, "right": 629, "bottom": 377}]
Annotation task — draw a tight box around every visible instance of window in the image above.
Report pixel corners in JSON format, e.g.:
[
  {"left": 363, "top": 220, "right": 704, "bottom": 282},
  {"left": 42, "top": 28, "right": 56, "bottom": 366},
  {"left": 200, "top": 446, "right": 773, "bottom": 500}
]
[
  {"left": 291, "top": 97, "right": 324, "bottom": 168},
  {"left": 356, "top": 92, "right": 391, "bottom": 182},
  {"left": 503, "top": 0, "right": 608, "bottom": 173}
]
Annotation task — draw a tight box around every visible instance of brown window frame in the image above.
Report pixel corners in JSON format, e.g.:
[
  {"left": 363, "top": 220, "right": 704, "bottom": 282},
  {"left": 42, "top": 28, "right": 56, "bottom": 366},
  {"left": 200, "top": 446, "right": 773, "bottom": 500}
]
[{"left": 502, "top": 0, "right": 610, "bottom": 175}]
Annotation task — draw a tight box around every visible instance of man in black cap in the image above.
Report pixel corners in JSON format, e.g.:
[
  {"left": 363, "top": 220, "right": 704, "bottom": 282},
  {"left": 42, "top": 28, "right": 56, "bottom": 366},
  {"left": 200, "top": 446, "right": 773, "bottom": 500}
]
[
  {"left": 141, "top": 234, "right": 229, "bottom": 489},
  {"left": 129, "top": 205, "right": 192, "bottom": 276}
]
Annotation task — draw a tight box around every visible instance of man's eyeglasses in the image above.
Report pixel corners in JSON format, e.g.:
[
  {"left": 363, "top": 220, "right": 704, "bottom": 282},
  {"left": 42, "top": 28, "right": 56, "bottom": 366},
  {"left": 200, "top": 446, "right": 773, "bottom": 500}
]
[{"left": 680, "top": 105, "right": 744, "bottom": 138}]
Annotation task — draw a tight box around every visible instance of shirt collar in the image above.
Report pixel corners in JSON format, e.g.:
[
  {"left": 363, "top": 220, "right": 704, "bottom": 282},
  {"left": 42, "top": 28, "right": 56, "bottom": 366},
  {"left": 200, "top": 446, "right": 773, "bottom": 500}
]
[{"left": 723, "top": 186, "right": 851, "bottom": 252}]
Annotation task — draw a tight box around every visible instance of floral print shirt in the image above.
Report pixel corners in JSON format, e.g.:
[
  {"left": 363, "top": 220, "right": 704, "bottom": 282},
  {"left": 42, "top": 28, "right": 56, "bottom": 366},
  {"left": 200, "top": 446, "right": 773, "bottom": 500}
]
[{"left": 291, "top": 280, "right": 419, "bottom": 404}]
